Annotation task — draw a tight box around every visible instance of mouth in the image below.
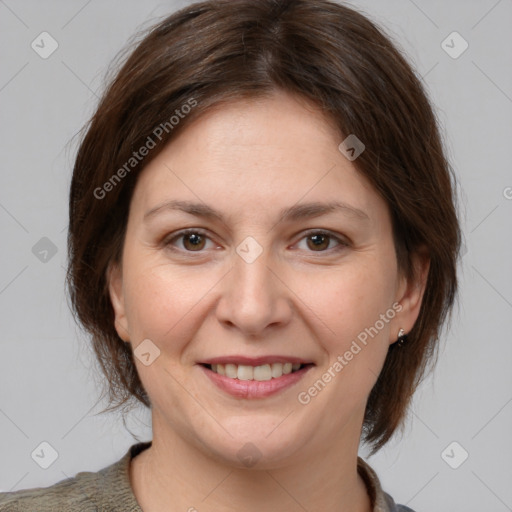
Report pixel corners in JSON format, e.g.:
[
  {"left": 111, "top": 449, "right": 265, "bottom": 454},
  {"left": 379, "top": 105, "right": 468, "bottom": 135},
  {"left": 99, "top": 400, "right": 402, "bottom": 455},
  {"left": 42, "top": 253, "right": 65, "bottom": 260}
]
[
  {"left": 199, "top": 362, "right": 313, "bottom": 381},
  {"left": 197, "top": 358, "right": 315, "bottom": 399}
]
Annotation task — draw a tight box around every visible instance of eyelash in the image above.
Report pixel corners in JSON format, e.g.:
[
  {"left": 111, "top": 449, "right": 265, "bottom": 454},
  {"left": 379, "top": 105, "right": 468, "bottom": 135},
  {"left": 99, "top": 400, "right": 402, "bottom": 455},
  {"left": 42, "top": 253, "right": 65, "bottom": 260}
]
[{"left": 163, "top": 228, "right": 350, "bottom": 255}]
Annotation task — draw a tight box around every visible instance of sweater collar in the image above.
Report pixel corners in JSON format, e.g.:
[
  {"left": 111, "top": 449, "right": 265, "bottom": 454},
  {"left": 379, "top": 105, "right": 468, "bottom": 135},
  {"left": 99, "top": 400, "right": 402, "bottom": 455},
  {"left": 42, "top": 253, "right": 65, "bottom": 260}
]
[{"left": 101, "top": 441, "right": 399, "bottom": 512}]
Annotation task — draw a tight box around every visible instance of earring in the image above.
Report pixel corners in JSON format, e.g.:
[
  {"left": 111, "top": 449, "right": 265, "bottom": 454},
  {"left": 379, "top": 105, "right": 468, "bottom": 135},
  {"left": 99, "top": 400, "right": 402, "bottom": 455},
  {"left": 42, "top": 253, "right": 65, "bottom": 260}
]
[{"left": 394, "top": 328, "right": 407, "bottom": 347}]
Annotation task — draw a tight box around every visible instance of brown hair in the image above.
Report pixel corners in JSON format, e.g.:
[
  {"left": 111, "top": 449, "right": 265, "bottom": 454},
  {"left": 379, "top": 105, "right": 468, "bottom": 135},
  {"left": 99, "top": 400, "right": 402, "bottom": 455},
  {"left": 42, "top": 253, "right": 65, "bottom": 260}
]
[{"left": 66, "top": 0, "right": 461, "bottom": 453}]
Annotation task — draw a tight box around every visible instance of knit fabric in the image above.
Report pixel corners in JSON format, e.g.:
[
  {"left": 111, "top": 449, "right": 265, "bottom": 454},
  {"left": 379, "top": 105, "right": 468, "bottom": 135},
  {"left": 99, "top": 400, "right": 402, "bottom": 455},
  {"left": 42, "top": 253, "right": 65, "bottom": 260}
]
[{"left": 0, "top": 442, "right": 415, "bottom": 511}]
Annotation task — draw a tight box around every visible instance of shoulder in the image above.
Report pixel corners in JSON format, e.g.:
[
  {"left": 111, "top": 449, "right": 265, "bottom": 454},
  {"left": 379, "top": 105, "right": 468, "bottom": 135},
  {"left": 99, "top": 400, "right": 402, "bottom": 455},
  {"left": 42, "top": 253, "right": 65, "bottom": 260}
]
[
  {"left": 396, "top": 505, "right": 416, "bottom": 512},
  {"left": 383, "top": 492, "right": 417, "bottom": 512},
  {"left": 0, "top": 442, "right": 149, "bottom": 512},
  {"left": 0, "top": 469, "right": 101, "bottom": 512},
  {"left": 357, "top": 456, "right": 417, "bottom": 512}
]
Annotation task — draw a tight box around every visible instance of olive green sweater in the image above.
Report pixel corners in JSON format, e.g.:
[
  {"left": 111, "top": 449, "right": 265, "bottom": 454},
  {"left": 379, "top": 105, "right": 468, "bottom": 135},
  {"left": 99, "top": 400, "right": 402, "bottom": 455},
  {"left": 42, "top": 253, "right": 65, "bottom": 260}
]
[{"left": 0, "top": 442, "right": 415, "bottom": 511}]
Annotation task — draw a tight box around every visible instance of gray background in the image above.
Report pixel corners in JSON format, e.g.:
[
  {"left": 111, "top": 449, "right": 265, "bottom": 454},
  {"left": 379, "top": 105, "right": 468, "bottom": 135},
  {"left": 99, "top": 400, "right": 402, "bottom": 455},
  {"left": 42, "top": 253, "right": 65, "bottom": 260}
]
[{"left": 1, "top": 1, "right": 511, "bottom": 510}]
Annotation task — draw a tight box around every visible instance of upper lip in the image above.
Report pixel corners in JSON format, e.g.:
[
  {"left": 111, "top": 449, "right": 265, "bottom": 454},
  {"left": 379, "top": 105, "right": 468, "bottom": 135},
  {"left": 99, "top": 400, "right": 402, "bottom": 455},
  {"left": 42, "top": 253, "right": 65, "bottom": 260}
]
[{"left": 199, "top": 356, "right": 314, "bottom": 366}]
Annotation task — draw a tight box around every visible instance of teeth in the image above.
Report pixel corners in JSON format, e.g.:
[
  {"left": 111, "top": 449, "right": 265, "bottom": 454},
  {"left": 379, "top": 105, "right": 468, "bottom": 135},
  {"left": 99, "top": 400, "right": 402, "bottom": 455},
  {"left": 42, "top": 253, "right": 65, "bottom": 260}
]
[
  {"left": 271, "top": 363, "right": 283, "bottom": 378},
  {"left": 209, "top": 362, "right": 304, "bottom": 381},
  {"left": 237, "top": 364, "right": 253, "bottom": 380},
  {"left": 253, "top": 364, "right": 272, "bottom": 381},
  {"left": 225, "top": 364, "right": 238, "bottom": 379}
]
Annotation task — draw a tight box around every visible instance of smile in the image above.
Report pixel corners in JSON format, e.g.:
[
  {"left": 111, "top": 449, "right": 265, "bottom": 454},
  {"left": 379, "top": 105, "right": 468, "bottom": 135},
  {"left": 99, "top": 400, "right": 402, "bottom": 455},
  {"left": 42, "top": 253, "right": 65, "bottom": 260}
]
[
  {"left": 198, "top": 361, "right": 315, "bottom": 399},
  {"left": 205, "top": 362, "right": 304, "bottom": 381}
]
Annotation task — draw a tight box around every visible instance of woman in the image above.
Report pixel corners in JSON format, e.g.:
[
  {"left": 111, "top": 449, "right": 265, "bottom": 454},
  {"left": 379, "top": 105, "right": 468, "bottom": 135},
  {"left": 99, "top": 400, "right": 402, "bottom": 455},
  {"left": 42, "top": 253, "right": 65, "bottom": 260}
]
[{"left": 0, "top": 0, "right": 460, "bottom": 510}]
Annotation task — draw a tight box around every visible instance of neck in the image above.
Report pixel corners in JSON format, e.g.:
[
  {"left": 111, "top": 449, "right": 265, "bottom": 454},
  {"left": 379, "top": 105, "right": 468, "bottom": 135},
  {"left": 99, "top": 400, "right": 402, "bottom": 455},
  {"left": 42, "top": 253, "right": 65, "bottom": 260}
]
[{"left": 130, "top": 412, "right": 372, "bottom": 512}]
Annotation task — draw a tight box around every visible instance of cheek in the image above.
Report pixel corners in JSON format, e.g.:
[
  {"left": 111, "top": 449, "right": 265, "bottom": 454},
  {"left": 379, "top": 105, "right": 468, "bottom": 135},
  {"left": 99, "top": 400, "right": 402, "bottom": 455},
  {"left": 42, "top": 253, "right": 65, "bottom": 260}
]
[
  {"left": 288, "top": 266, "right": 396, "bottom": 431},
  {"left": 122, "top": 261, "right": 218, "bottom": 350},
  {"left": 303, "top": 259, "right": 396, "bottom": 391},
  {"left": 299, "top": 260, "right": 396, "bottom": 341}
]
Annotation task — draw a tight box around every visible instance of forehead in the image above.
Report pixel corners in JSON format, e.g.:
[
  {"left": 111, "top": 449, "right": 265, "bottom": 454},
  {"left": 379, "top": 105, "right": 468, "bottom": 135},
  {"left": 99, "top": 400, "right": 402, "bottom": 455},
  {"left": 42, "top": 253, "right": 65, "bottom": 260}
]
[
  {"left": 129, "top": 91, "right": 387, "bottom": 227},
  {"left": 165, "top": 91, "right": 341, "bottom": 163}
]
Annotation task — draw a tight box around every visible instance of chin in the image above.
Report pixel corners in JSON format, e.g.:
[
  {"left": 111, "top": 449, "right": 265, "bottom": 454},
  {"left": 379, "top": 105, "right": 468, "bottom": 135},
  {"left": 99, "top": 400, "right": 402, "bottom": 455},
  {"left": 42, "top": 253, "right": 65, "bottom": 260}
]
[{"left": 200, "top": 419, "right": 309, "bottom": 470}]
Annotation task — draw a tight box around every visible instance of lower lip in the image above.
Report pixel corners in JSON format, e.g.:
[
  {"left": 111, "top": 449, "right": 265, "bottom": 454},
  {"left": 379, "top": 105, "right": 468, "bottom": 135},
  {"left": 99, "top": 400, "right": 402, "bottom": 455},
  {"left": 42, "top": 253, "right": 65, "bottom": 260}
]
[{"left": 199, "top": 364, "right": 314, "bottom": 399}]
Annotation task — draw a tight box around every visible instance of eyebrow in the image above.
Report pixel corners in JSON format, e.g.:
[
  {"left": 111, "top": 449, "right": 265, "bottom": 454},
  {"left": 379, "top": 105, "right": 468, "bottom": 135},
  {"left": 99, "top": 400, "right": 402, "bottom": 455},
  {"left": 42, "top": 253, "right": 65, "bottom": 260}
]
[{"left": 143, "top": 199, "right": 370, "bottom": 223}]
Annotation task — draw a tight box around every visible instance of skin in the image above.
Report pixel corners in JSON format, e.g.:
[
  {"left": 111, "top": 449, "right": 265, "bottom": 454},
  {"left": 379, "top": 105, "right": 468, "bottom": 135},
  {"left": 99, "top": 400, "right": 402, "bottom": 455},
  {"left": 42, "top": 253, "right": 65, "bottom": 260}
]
[{"left": 108, "top": 90, "right": 429, "bottom": 512}]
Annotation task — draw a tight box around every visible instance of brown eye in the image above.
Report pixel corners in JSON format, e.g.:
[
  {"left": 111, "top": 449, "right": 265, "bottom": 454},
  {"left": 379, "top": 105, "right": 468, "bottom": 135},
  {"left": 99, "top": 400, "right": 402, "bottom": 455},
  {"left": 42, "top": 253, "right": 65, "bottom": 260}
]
[
  {"left": 182, "top": 232, "right": 206, "bottom": 251},
  {"left": 297, "top": 230, "right": 349, "bottom": 253},
  {"left": 306, "top": 233, "right": 330, "bottom": 251},
  {"left": 165, "top": 229, "right": 212, "bottom": 252}
]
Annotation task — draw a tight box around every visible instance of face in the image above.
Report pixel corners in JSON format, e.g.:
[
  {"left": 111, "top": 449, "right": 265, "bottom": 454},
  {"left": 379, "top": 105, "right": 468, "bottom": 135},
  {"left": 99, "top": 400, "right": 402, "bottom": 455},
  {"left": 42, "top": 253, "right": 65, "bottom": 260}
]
[{"left": 109, "top": 90, "right": 427, "bottom": 468}]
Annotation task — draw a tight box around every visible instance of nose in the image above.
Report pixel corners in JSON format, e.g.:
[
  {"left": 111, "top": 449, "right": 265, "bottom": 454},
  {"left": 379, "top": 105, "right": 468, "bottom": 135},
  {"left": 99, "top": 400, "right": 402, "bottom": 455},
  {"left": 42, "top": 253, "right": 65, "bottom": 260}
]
[{"left": 215, "top": 243, "right": 293, "bottom": 337}]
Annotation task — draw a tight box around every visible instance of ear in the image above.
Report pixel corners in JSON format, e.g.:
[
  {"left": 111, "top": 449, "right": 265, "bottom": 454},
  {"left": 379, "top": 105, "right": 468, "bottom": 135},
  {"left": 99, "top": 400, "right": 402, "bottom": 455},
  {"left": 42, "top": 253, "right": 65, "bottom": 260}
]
[
  {"left": 392, "top": 246, "right": 430, "bottom": 343},
  {"left": 107, "top": 262, "right": 130, "bottom": 342}
]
